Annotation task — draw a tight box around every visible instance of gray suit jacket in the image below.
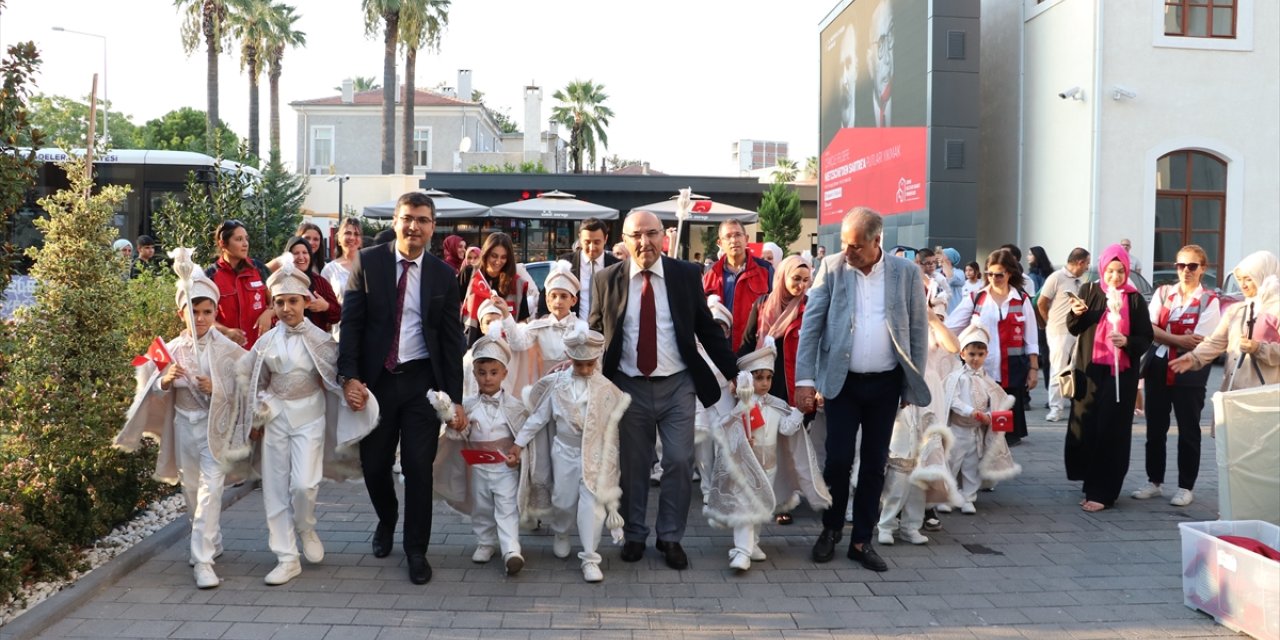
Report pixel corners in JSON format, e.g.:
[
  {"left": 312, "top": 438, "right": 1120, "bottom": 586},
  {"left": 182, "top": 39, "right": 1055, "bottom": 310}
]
[{"left": 794, "top": 252, "right": 931, "bottom": 407}]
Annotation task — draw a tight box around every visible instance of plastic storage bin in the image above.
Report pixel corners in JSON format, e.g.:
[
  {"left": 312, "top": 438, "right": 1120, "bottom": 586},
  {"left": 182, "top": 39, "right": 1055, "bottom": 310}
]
[{"left": 1180, "top": 520, "right": 1280, "bottom": 640}]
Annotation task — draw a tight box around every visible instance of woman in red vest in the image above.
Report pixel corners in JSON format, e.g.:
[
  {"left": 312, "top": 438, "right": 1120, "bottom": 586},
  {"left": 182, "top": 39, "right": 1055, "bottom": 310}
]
[
  {"left": 206, "top": 220, "right": 273, "bottom": 349},
  {"left": 459, "top": 232, "right": 530, "bottom": 345},
  {"left": 1131, "top": 245, "right": 1221, "bottom": 508},
  {"left": 946, "top": 249, "right": 1040, "bottom": 445}
]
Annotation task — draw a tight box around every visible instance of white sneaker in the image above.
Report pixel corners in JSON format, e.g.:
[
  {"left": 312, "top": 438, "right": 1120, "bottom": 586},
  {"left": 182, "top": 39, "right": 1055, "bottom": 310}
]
[
  {"left": 729, "top": 552, "right": 751, "bottom": 572},
  {"left": 1170, "top": 488, "right": 1194, "bottom": 507},
  {"left": 961, "top": 502, "right": 977, "bottom": 515},
  {"left": 189, "top": 545, "right": 224, "bottom": 567},
  {"left": 1045, "top": 409, "right": 1063, "bottom": 423},
  {"left": 1131, "top": 482, "right": 1163, "bottom": 500},
  {"left": 877, "top": 529, "right": 895, "bottom": 545},
  {"left": 264, "top": 560, "right": 301, "bottom": 586},
  {"left": 299, "top": 530, "right": 325, "bottom": 564},
  {"left": 472, "top": 545, "right": 496, "bottom": 563},
  {"left": 936, "top": 504, "right": 953, "bottom": 514},
  {"left": 553, "top": 533, "right": 572, "bottom": 559},
  {"left": 582, "top": 562, "right": 604, "bottom": 583},
  {"left": 750, "top": 546, "right": 767, "bottom": 562},
  {"left": 899, "top": 530, "right": 930, "bottom": 545},
  {"left": 504, "top": 552, "right": 525, "bottom": 576},
  {"left": 193, "top": 563, "right": 220, "bottom": 589}
]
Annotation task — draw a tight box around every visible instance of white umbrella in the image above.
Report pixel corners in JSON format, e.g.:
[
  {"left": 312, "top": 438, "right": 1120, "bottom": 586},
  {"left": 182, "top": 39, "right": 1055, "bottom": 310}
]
[
  {"left": 630, "top": 193, "right": 758, "bottom": 224},
  {"left": 488, "top": 190, "right": 619, "bottom": 220},
  {"left": 362, "top": 189, "right": 489, "bottom": 219}
]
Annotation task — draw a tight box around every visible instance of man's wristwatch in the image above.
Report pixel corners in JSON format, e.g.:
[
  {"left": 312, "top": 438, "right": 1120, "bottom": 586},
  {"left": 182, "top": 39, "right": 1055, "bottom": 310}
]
[{"left": 339, "top": 375, "right": 359, "bottom": 387}]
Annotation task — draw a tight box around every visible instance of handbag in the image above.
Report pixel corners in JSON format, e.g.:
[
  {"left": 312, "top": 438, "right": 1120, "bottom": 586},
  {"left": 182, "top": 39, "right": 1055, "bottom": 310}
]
[{"left": 1057, "top": 366, "right": 1077, "bottom": 400}]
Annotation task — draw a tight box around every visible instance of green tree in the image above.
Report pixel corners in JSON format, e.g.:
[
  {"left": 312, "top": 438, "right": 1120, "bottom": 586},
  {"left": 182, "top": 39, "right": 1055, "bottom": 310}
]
[
  {"left": 398, "top": 0, "right": 450, "bottom": 174},
  {"left": 230, "top": 0, "right": 274, "bottom": 159},
  {"left": 27, "top": 94, "right": 142, "bottom": 149},
  {"left": 700, "top": 225, "right": 718, "bottom": 263},
  {"left": 363, "top": 0, "right": 402, "bottom": 175},
  {"left": 0, "top": 37, "right": 42, "bottom": 295},
  {"left": 551, "top": 80, "right": 613, "bottom": 174},
  {"left": 489, "top": 107, "right": 519, "bottom": 134},
  {"left": 264, "top": 2, "right": 305, "bottom": 163},
  {"left": 772, "top": 157, "right": 799, "bottom": 183},
  {"left": 804, "top": 156, "right": 818, "bottom": 181},
  {"left": 333, "top": 75, "right": 380, "bottom": 92},
  {"left": 757, "top": 180, "right": 802, "bottom": 252},
  {"left": 139, "top": 107, "right": 245, "bottom": 160},
  {"left": 176, "top": 0, "right": 241, "bottom": 147}
]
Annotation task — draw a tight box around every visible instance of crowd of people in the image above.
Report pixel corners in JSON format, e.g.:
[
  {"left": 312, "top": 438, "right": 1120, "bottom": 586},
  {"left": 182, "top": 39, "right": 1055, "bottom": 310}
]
[{"left": 114, "top": 193, "right": 1280, "bottom": 591}]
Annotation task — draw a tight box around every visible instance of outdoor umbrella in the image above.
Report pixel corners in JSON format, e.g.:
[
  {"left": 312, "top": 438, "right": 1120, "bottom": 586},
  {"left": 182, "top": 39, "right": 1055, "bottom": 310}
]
[
  {"left": 488, "top": 190, "right": 619, "bottom": 221},
  {"left": 362, "top": 188, "right": 489, "bottom": 219},
  {"left": 631, "top": 193, "right": 758, "bottom": 224}
]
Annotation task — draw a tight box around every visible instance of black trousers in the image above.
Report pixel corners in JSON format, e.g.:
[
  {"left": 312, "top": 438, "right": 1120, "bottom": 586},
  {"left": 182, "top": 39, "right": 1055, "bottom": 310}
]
[
  {"left": 1143, "top": 358, "right": 1205, "bottom": 490},
  {"left": 359, "top": 360, "right": 439, "bottom": 557},
  {"left": 820, "top": 368, "right": 903, "bottom": 543}
]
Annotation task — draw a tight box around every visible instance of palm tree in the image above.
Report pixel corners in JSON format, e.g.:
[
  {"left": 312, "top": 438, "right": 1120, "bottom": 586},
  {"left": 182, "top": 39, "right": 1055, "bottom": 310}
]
[
  {"left": 551, "top": 80, "right": 614, "bottom": 174},
  {"left": 399, "top": 0, "right": 450, "bottom": 174},
  {"left": 363, "top": 0, "right": 402, "bottom": 175},
  {"left": 804, "top": 156, "right": 818, "bottom": 180},
  {"left": 333, "top": 76, "right": 380, "bottom": 92},
  {"left": 772, "top": 157, "right": 799, "bottom": 182},
  {"left": 231, "top": 0, "right": 274, "bottom": 159},
  {"left": 264, "top": 3, "right": 305, "bottom": 163},
  {"left": 176, "top": 0, "right": 239, "bottom": 149}
]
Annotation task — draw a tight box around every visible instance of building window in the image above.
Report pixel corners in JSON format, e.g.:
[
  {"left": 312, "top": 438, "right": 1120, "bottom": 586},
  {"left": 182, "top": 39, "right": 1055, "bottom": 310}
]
[
  {"left": 309, "top": 126, "right": 334, "bottom": 173},
  {"left": 1164, "top": 0, "right": 1236, "bottom": 38},
  {"left": 413, "top": 127, "right": 432, "bottom": 170},
  {"left": 1154, "top": 150, "right": 1227, "bottom": 289}
]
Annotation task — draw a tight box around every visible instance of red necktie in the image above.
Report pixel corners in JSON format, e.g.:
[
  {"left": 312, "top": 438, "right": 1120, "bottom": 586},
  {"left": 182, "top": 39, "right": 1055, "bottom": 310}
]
[
  {"left": 637, "top": 270, "right": 657, "bottom": 376},
  {"left": 384, "top": 259, "right": 413, "bottom": 371}
]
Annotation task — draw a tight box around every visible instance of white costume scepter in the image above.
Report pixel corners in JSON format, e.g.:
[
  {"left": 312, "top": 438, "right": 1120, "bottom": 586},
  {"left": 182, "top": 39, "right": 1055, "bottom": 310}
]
[
  {"left": 169, "top": 247, "right": 199, "bottom": 362},
  {"left": 1105, "top": 287, "right": 1123, "bottom": 400},
  {"left": 670, "top": 187, "right": 692, "bottom": 258}
]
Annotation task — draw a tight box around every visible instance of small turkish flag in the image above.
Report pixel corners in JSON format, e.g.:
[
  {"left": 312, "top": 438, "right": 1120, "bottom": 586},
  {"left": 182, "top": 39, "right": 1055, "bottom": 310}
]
[
  {"left": 462, "top": 269, "right": 494, "bottom": 322},
  {"left": 461, "top": 449, "right": 507, "bottom": 465},
  {"left": 132, "top": 337, "right": 173, "bottom": 369},
  {"left": 691, "top": 200, "right": 712, "bottom": 213},
  {"left": 749, "top": 404, "right": 765, "bottom": 430},
  {"left": 991, "top": 410, "right": 1014, "bottom": 433}
]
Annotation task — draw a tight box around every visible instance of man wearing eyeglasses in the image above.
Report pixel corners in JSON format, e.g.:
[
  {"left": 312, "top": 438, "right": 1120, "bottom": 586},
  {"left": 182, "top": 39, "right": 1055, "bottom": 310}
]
[
  {"left": 337, "top": 191, "right": 467, "bottom": 585},
  {"left": 588, "top": 210, "right": 739, "bottom": 571},
  {"left": 703, "top": 219, "right": 774, "bottom": 350},
  {"left": 1037, "top": 248, "right": 1091, "bottom": 422},
  {"left": 865, "top": 0, "right": 894, "bottom": 127}
]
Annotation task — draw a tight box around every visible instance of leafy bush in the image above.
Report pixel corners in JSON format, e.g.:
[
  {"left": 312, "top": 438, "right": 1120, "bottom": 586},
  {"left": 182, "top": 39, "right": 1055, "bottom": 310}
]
[{"left": 0, "top": 502, "right": 76, "bottom": 605}]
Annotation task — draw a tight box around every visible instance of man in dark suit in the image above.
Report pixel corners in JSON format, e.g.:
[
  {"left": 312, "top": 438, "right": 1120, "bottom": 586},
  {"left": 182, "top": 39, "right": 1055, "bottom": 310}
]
[
  {"left": 338, "top": 191, "right": 467, "bottom": 585},
  {"left": 588, "top": 210, "right": 738, "bottom": 570},
  {"left": 536, "top": 217, "right": 619, "bottom": 319}
]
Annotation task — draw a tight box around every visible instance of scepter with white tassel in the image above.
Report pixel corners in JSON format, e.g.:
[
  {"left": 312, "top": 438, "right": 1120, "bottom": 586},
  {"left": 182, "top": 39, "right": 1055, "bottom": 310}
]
[
  {"left": 671, "top": 187, "right": 692, "bottom": 259},
  {"left": 169, "top": 247, "right": 199, "bottom": 363}
]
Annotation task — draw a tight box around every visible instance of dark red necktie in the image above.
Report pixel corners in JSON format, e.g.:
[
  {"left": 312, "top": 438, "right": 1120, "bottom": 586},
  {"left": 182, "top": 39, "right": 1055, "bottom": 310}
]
[
  {"left": 384, "top": 259, "right": 413, "bottom": 371},
  {"left": 638, "top": 270, "right": 657, "bottom": 376}
]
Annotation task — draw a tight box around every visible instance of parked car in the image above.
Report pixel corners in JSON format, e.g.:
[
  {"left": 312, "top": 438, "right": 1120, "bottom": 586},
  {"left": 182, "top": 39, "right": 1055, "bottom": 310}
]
[
  {"left": 522, "top": 260, "right": 551, "bottom": 316},
  {"left": 1151, "top": 268, "right": 1220, "bottom": 292}
]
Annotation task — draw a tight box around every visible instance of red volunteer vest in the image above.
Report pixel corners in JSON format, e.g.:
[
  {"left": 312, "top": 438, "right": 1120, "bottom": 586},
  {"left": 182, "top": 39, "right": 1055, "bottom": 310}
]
[
  {"left": 973, "top": 289, "right": 1028, "bottom": 384},
  {"left": 1155, "top": 285, "right": 1215, "bottom": 385}
]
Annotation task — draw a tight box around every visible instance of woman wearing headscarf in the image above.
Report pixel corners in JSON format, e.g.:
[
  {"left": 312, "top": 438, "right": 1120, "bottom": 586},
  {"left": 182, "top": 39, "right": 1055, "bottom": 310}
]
[
  {"left": 442, "top": 234, "right": 467, "bottom": 274},
  {"left": 939, "top": 248, "right": 965, "bottom": 313},
  {"left": 278, "top": 236, "right": 342, "bottom": 333},
  {"left": 294, "top": 222, "right": 327, "bottom": 276},
  {"left": 1171, "top": 250, "right": 1280, "bottom": 392},
  {"left": 1062, "top": 244, "right": 1153, "bottom": 512}
]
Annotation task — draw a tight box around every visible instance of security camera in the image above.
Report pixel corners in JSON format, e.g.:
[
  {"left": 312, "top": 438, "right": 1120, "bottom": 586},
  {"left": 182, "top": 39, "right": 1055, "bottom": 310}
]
[{"left": 1058, "top": 87, "right": 1083, "bottom": 101}]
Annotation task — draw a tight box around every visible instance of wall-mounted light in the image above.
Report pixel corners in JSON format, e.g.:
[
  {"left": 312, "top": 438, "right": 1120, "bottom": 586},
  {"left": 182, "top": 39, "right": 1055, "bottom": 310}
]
[{"left": 1111, "top": 86, "right": 1137, "bottom": 100}]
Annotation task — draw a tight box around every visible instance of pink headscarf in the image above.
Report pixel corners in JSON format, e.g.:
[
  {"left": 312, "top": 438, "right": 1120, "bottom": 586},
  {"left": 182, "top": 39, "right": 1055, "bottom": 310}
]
[
  {"left": 1092, "top": 243, "right": 1137, "bottom": 370},
  {"left": 757, "top": 255, "right": 810, "bottom": 348}
]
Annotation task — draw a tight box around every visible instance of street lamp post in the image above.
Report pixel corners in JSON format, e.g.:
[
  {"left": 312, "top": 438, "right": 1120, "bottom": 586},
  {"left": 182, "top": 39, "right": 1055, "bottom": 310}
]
[{"left": 52, "top": 26, "right": 108, "bottom": 145}]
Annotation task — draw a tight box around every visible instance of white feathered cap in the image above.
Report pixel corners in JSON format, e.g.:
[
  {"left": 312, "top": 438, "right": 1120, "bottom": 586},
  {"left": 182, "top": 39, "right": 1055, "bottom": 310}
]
[
  {"left": 957, "top": 321, "right": 991, "bottom": 349},
  {"left": 471, "top": 333, "right": 513, "bottom": 367},
  {"left": 564, "top": 320, "right": 605, "bottom": 361},
  {"left": 543, "top": 259, "right": 581, "bottom": 296},
  {"left": 174, "top": 267, "right": 221, "bottom": 310},
  {"left": 707, "top": 294, "right": 732, "bottom": 328},
  {"left": 477, "top": 297, "right": 503, "bottom": 321},
  {"left": 266, "top": 252, "right": 312, "bottom": 299},
  {"left": 736, "top": 336, "right": 777, "bottom": 373}
]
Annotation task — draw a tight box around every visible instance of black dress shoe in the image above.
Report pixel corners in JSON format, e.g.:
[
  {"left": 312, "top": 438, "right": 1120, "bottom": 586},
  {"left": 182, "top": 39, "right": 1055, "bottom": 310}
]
[
  {"left": 408, "top": 555, "right": 432, "bottom": 584},
  {"left": 655, "top": 540, "right": 688, "bottom": 570},
  {"left": 812, "top": 528, "right": 842, "bottom": 563},
  {"left": 847, "top": 542, "right": 889, "bottom": 572},
  {"left": 620, "top": 540, "right": 645, "bottom": 562},
  {"left": 372, "top": 524, "right": 394, "bottom": 558}
]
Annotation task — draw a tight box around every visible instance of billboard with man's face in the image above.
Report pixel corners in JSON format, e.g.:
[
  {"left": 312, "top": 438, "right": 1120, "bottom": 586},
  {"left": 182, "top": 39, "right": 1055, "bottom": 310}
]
[{"left": 819, "top": 0, "right": 927, "bottom": 225}]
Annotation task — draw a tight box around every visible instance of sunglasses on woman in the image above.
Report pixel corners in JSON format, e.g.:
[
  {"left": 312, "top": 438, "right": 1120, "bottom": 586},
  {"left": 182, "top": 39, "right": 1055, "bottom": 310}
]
[{"left": 1175, "top": 262, "right": 1202, "bottom": 271}]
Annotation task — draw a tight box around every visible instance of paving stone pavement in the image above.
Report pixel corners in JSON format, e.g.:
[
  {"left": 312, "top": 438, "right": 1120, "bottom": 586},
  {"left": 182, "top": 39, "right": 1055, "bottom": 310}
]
[{"left": 34, "top": 376, "right": 1244, "bottom": 639}]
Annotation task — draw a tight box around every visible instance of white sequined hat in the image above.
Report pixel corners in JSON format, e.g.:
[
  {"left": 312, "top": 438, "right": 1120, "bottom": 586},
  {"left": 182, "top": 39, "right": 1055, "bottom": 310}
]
[
  {"left": 174, "top": 268, "right": 221, "bottom": 310},
  {"left": 543, "top": 260, "right": 581, "bottom": 296},
  {"left": 476, "top": 297, "right": 503, "bottom": 321},
  {"left": 563, "top": 320, "right": 605, "bottom": 361},
  {"left": 957, "top": 321, "right": 991, "bottom": 349},
  {"left": 266, "top": 253, "right": 312, "bottom": 299},
  {"left": 735, "top": 337, "right": 776, "bottom": 373},
  {"left": 471, "top": 333, "right": 513, "bottom": 367}
]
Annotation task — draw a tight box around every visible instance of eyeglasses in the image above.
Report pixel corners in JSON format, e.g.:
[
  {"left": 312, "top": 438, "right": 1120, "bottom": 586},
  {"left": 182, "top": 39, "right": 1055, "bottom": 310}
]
[
  {"left": 397, "top": 214, "right": 435, "bottom": 227},
  {"left": 1175, "top": 262, "right": 1202, "bottom": 272},
  {"left": 719, "top": 232, "right": 746, "bottom": 241},
  {"left": 624, "top": 229, "right": 663, "bottom": 242},
  {"left": 984, "top": 271, "right": 1007, "bottom": 279}
]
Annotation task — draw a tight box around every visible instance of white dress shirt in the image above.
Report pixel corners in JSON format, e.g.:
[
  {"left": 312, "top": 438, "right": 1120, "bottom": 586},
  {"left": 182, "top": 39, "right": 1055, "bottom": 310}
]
[
  {"left": 1149, "top": 284, "right": 1222, "bottom": 358},
  {"left": 471, "top": 390, "right": 514, "bottom": 441},
  {"left": 392, "top": 243, "right": 429, "bottom": 363},
  {"left": 578, "top": 251, "right": 605, "bottom": 321},
  {"left": 847, "top": 253, "right": 897, "bottom": 374},
  {"left": 619, "top": 259, "right": 685, "bottom": 377}
]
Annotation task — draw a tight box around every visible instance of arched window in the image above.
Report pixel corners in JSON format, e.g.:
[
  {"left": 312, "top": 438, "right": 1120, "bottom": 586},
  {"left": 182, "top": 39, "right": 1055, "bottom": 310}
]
[{"left": 1155, "top": 150, "right": 1227, "bottom": 289}]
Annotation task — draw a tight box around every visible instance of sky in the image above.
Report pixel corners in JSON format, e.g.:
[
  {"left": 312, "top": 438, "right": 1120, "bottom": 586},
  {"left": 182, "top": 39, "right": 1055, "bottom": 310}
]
[{"left": 1, "top": 0, "right": 839, "bottom": 176}]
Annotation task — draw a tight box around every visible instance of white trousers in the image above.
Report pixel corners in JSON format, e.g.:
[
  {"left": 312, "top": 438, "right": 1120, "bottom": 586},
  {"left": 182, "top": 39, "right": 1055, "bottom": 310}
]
[
  {"left": 695, "top": 438, "right": 715, "bottom": 501},
  {"left": 877, "top": 465, "right": 925, "bottom": 534},
  {"left": 176, "top": 411, "right": 224, "bottom": 565},
  {"left": 1047, "top": 332, "right": 1077, "bottom": 412},
  {"left": 549, "top": 437, "right": 605, "bottom": 565},
  {"left": 261, "top": 411, "right": 325, "bottom": 562},
  {"left": 947, "top": 426, "right": 982, "bottom": 504},
  {"left": 731, "top": 467, "right": 774, "bottom": 558},
  {"left": 470, "top": 463, "right": 521, "bottom": 558}
]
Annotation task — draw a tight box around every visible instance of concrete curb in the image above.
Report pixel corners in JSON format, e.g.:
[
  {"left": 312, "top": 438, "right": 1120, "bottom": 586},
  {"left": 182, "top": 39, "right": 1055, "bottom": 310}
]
[{"left": 0, "top": 482, "right": 257, "bottom": 640}]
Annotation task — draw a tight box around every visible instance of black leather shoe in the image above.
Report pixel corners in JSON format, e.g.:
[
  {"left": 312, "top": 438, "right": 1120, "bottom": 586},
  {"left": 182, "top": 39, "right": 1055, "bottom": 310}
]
[
  {"left": 372, "top": 524, "right": 394, "bottom": 558},
  {"left": 620, "top": 540, "right": 645, "bottom": 562},
  {"left": 655, "top": 540, "right": 688, "bottom": 570},
  {"left": 408, "top": 555, "right": 432, "bottom": 584},
  {"left": 812, "top": 528, "right": 842, "bottom": 563},
  {"left": 847, "top": 542, "right": 889, "bottom": 572}
]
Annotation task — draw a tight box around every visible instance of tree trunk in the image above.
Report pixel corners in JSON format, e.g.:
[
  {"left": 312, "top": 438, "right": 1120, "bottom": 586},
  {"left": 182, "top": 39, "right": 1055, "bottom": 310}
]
[
  {"left": 380, "top": 14, "right": 398, "bottom": 175},
  {"left": 570, "top": 125, "right": 582, "bottom": 174},
  {"left": 401, "top": 45, "right": 416, "bottom": 175},
  {"left": 268, "top": 50, "right": 282, "bottom": 164},
  {"left": 203, "top": 7, "right": 219, "bottom": 152},
  {"left": 247, "top": 47, "right": 260, "bottom": 160}
]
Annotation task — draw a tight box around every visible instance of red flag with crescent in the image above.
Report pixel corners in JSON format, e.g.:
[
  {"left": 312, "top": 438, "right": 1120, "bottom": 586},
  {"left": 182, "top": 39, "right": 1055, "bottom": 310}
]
[
  {"left": 991, "top": 410, "right": 1014, "bottom": 433},
  {"left": 461, "top": 449, "right": 507, "bottom": 465},
  {"left": 462, "top": 268, "right": 493, "bottom": 322},
  {"left": 131, "top": 337, "right": 173, "bottom": 369},
  {"left": 691, "top": 200, "right": 712, "bottom": 213}
]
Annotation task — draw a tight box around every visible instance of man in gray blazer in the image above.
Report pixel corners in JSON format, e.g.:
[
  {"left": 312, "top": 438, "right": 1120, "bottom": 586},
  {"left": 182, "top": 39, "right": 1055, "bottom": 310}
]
[{"left": 794, "top": 207, "right": 930, "bottom": 573}]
